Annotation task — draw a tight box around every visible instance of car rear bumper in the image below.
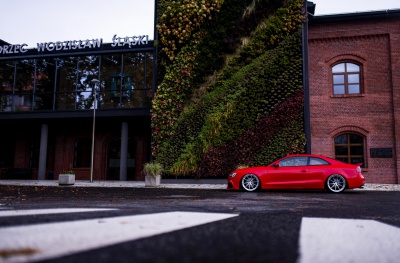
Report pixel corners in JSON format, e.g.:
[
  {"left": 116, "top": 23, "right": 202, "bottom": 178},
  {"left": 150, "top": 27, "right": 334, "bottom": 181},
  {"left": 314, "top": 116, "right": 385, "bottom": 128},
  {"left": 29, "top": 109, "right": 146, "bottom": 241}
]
[{"left": 348, "top": 174, "right": 365, "bottom": 189}]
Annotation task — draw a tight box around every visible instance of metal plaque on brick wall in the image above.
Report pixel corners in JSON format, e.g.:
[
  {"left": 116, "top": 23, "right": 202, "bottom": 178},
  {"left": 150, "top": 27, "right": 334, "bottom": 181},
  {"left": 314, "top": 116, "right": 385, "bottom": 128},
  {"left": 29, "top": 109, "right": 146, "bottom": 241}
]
[{"left": 370, "top": 148, "right": 393, "bottom": 158}]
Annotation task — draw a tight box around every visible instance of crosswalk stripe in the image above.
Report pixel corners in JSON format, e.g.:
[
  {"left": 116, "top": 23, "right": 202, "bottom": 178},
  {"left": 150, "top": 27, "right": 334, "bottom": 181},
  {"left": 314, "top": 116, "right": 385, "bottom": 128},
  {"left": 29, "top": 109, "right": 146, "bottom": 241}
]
[
  {"left": 0, "top": 208, "right": 117, "bottom": 217},
  {"left": 0, "top": 211, "right": 238, "bottom": 263},
  {"left": 298, "top": 217, "right": 400, "bottom": 263}
]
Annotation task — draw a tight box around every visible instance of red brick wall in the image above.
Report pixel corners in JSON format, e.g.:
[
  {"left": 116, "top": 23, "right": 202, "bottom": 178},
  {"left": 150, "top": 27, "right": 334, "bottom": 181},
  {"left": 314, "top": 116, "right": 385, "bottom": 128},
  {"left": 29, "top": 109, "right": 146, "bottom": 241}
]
[{"left": 309, "top": 16, "right": 400, "bottom": 184}]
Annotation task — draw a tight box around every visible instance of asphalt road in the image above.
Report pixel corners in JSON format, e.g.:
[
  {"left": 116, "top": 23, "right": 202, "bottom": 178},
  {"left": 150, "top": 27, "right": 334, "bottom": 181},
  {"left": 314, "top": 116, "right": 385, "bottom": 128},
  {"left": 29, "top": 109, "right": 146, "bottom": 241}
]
[{"left": 0, "top": 186, "right": 399, "bottom": 263}]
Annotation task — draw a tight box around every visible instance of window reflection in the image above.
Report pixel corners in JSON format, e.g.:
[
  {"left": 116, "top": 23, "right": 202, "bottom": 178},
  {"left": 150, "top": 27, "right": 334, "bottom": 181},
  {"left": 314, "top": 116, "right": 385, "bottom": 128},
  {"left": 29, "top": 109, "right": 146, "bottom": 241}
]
[
  {"left": 77, "top": 56, "right": 99, "bottom": 110},
  {"left": 309, "top": 157, "right": 329, "bottom": 165},
  {"left": 36, "top": 59, "right": 56, "bottom": 110},
  {"left": 332, "top": 63, "right": 345, "bottom": 73},
  {"left": 280, "top": 157, "right": 308, "bottom": 167},
  {"left": 0, "top": 51, "right": 153, "bottom": 112},
  {"left": 0, "top": 61, "right": 15, "bottom": 112},
  {"left": 334, "top": 134, "right": 347, "bottom": 144},
  {"left": 57, "top": 57, "right": 79, "bottom": 110},
  {"left": 123, "top": 53, "right": 152, "bottom": 108},
  {"left": 14, "top": 60, "right": 35, "bottom": 111},
  {"left": 332, "top": 62, "right": 362, "bottom": 95},
  {"left": 100, "top": 54, "right": 122, "bottom": 109},
  {"left": 346, "top": 63, "right": 359, "bottom": 72}
]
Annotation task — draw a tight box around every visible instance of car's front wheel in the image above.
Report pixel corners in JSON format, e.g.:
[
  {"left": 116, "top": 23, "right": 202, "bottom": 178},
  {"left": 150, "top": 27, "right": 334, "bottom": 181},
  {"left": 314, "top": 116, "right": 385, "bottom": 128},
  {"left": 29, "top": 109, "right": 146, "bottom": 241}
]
[
  {"left": 241, "top": 174, "right": 260, "bottom": 192},
  {"left": 326, "top": 174, "right": 346, "bottom": 193}
]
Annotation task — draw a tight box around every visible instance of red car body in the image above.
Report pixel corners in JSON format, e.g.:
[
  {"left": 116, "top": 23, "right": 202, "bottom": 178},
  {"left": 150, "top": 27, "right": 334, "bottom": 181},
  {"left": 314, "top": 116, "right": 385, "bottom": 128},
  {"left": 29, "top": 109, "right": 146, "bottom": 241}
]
[{"left": 227, "top": 154, "right": 365, "bottom": 193}]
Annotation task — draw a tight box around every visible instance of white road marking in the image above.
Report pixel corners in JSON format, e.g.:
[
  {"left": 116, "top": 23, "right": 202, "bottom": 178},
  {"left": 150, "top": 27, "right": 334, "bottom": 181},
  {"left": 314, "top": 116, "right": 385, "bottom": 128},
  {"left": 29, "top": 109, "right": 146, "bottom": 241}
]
[
  {"left": 298, "top": 217, "right": 400, "bottom": 263},
  {"left": 0, "top": 208, "right": 117, "bottom": 217},
  {"left": 0, "top": 211, "right": 237, "bottom": 263}
]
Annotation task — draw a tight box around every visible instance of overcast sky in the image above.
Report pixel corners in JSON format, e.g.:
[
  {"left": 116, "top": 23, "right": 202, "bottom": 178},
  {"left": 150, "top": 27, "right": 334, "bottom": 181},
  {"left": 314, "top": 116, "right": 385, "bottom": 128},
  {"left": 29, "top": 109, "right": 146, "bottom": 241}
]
[
  {"left": 0, "top": 0, "right": 155, "bottom": 47},
  {"left": 312, "top": 0, "right": 400, "bottom": 15},
  {"left": 1, "top": 0, "right": 399, "bottom": 48}
]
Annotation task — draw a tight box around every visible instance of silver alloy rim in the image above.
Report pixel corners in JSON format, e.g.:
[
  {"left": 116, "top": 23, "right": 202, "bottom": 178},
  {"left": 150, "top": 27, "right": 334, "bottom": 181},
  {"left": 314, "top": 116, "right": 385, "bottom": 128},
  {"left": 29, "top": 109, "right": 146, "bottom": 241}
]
[
  {"left": 242, "top": 174, "right": 259, "bottom": 191},
  {"left": 327, "top": 174, "right": 346, "bottom": 193}
]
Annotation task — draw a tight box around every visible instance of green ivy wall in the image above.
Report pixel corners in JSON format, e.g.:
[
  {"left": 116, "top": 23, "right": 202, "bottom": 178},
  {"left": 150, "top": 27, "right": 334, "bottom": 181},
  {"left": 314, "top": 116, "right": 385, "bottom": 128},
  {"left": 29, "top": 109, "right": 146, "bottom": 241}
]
[{"left": 152, "top": 0, "right": 306, "bottom": 177}]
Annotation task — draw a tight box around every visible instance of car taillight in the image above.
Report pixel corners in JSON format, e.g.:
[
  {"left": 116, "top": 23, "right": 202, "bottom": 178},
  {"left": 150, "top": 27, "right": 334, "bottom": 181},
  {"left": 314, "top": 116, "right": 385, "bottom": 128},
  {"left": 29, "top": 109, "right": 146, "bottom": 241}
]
[{"left": 355, "top": 163, "right": 363, "bottom": 173}]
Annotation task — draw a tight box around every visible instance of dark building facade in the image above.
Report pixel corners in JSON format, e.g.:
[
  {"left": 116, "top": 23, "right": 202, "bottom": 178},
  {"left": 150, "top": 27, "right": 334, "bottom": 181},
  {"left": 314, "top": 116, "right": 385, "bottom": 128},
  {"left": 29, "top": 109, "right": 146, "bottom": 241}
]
[
  {"left": 308, "top": 9, "right": 400, "bottom": 184},
  {"left": 0, "top": 37, "right": 155, "bottom": 181}
]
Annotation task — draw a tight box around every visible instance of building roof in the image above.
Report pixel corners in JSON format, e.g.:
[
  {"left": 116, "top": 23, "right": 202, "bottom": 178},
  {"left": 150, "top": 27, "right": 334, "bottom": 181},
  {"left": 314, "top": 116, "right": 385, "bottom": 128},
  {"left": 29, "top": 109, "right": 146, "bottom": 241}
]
[
  {"left": 310, "top": 9, "right": 400, "bottom": 24},
  {"left": 0, "top": 39, "right": 10, "bottom": 45}
]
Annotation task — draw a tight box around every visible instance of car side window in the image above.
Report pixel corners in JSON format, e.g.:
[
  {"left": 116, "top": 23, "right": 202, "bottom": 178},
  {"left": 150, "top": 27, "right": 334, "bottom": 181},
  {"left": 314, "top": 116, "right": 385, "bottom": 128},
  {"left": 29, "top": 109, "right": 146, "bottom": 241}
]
[
  {"left": 279, "top": 157, "right": 308, "bottom": 167},
  {"left": 309, "top": 157, "right": 330, "bottom": 166}
]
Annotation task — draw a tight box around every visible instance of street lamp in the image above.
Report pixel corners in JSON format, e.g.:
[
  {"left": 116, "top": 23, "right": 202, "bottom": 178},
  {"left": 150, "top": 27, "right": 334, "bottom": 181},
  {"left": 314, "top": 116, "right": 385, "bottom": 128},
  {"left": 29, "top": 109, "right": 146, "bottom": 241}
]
[{"left": 90, "top": 79, "right": 100, "bottom": 183}]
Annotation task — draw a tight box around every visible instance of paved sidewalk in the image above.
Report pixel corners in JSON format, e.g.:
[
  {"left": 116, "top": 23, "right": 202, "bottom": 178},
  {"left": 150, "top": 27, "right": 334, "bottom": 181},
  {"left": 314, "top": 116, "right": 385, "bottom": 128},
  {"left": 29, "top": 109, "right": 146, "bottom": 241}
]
[
  {"left": 352, "top": 183, "right": 400, "bottom": 191},
  {"left": 0, "top": 180, "right": 399, "bottom": 191},
  {"left": 0, "top": 179, "right": 227, "bottom": 189}
]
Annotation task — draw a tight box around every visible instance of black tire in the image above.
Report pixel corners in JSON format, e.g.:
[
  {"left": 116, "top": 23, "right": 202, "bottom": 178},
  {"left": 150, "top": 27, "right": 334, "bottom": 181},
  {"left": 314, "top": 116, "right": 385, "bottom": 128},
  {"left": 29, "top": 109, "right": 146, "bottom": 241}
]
[{"left": 241, "top": 174, "right": 260, "bottom": 192}]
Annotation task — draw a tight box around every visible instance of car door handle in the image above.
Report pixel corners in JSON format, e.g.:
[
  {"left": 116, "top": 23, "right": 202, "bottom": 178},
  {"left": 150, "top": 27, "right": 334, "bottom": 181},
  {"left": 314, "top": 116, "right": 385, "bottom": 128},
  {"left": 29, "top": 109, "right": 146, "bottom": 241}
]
[{"left": 301, "top": 170, "right": 307, "bottom": 173}]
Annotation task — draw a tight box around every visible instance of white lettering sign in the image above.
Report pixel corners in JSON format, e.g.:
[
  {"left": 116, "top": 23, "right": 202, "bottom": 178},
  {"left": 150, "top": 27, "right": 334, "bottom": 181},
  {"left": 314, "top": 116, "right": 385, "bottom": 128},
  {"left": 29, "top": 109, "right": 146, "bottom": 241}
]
[
  {"left": 111, "top": 35, "right": 149, "bottom": 48},
  {"left": 0, "top": 34, "right": 150, "bottom": 57},
  {"left": 36, "top": 39, "right": 103, "bottom": 52},
  {"left": 0, "top": 44, "right": 28, "bottom": 54}
]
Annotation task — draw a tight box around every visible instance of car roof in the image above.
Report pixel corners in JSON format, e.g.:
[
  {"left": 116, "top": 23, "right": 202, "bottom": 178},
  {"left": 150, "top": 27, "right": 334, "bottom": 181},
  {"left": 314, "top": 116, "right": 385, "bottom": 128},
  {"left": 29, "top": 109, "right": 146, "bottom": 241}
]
[{"left": 284, "top": 154, "right": 327, "bottom": 157}]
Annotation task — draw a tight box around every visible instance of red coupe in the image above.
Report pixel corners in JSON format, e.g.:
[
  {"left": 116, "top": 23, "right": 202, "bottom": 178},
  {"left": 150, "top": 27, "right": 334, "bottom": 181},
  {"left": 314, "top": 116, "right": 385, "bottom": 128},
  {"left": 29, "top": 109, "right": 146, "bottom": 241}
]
[{"left": 227, "top": 154, "right": 365, "bottom": 193}]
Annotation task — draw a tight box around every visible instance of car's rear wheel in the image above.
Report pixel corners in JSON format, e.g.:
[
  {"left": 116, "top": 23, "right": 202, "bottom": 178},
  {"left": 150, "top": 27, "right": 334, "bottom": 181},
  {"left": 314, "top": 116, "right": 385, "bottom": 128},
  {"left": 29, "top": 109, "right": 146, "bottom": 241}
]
[
  {"left": 241, "top": 174, "right": 260, "bottom": 192},
  {"left": 326, "top": 174, "right": 346, "bottom": 193}
]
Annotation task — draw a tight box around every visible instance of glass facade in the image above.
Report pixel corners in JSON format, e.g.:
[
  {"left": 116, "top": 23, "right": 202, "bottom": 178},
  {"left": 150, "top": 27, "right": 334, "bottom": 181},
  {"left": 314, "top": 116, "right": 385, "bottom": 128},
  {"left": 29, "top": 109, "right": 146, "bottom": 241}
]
[{"left": 0, "top": 52, "right": 153, "bottom": 112}]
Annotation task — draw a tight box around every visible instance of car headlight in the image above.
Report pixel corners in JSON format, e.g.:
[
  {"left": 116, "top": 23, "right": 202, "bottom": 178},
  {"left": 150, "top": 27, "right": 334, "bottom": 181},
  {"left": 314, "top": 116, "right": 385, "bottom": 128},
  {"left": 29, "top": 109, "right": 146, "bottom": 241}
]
[{"left": 229, "top": 172, "right": 237, "bottom": 178}]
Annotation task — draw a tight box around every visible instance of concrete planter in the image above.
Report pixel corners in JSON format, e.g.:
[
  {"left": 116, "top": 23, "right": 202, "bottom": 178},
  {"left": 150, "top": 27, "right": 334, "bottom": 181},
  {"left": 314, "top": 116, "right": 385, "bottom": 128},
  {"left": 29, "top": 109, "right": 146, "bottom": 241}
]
[
  {"left": 59, "top": 174, "right": 75, "bottom": 185},
  {"left": 145, "top": 175, "right": 161, "bottom": 187}
]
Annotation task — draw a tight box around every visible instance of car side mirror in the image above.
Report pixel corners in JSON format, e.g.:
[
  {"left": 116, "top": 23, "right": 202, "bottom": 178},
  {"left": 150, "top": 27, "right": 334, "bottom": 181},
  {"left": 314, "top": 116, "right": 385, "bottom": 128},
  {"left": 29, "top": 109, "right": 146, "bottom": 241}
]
[{"left": 273, "top": 162, "right": 279, "bottom": 168}]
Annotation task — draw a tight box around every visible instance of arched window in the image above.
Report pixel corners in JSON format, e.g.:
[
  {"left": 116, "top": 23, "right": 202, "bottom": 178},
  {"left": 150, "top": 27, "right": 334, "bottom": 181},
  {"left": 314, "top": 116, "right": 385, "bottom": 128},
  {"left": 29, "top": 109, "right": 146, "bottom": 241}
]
[
  {"left": 334, "top": 133, "right": 365, "bottom": 167},
  {"left": 332, "top": 62, "right": 362, "bottom": 95}
]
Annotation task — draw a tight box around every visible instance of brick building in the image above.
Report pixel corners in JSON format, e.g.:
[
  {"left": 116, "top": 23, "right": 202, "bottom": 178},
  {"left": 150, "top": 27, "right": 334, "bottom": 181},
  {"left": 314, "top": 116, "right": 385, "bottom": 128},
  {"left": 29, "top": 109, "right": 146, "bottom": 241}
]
[{"left": 308, "top": 9, "right": 400, "bottom": 183}]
